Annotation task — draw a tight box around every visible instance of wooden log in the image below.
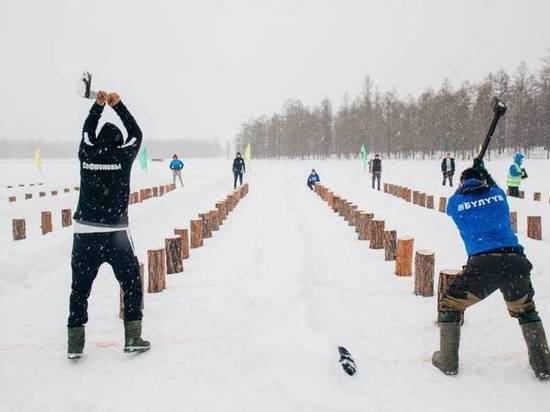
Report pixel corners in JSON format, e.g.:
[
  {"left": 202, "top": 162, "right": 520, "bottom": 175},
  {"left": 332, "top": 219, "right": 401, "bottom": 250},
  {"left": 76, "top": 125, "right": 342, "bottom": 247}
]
[
  {"left": 159, "top": 185, "right": 165, "bottom": 196},
  {"left": 140, "top": 189, "right": 147, "bottom": 202},
  {"left": 12, "top": 219, "right": 26, "bottom": 240},
  {"left": 210, "top": 210, "right": 220, "bottom": 231},
  {"left": 61, "top": 209, "right": 72, "bottom": 227},
  {"left": 519, "top": 190, "right": 525, "bottom": 199},
  {"left": 417, "top": 192, "right": 426, "bottom": 207},
  {"left": 395, "top": 237, "right": 414, "bottom": 276},
  {"left": 384, "top": 183, "right": 389, "bottom": 193},
  {"left": 533, "top": 192, "right": 541, "bottom": 201},
  {"left": 527, "top": 216, "right": 542, "bottom": 240},
  {"left": 509, "top": 211, "right": 517, "bottom": 233},
  {"left": 120, "top": 263, "right": 145, "bottom": 319},
  {"left": 174, "top": 229, "right": 190, "bottom": 259},
  {"left": 369, "top": 220, "right": 385, "bottom": 249},
  {"left": 414, "top": 250, "right": 435, "bottom": 296},
  {"left": 51, "top": 190, "right": 58, "bottom": 196},
  {"left": 25, "top": 193, "right": 32, "bottom": 200},
  {"left": 39, "top": 191, "right": 46, "bottom": 197},
  {"left": 74, "top": 186, "right": 79, "bottom": 191},
  {"left": 439, "top": 197, "right": 447, "bottom": 213},
  {"left": 147, "top": 249, "right": 166, "bottom": 293},
  {"left": 353, "top": 210, "right": 364, "bottom": 233},
  {"left": 153, "top": 187, "right": 159, "bottom": 197},
  {"left": 437, "top": 269, "right": 465, "bottom": 326},
  {"left": 41, "top": 211, "right": 53, "bottom": 235},
  {"left": 190, "top": 219, "right": 204, "bottom": 248},
  {"left": 64, "top": 188, "right": 70, "bottom": 193},
  {"left": 165, "top": 237, "right": 184, "bottom": 274},
  {"left": 360, "top": 213, "right": 374, "bottom": 240},
  {"left": 426, "top": 195, "right": 434, "bottom": 209},
  {"left": 9, "top": 196, "right": 16, "bottom": 202},
  {"left": 412, "top": 191, "right": 419, "bottom": 205},
  {"left": 346, "top": 205, "right": 358, "bottom": 225},
  {"left": 199, "top": 213, "right": 213, "bottom": 238},
  {"left": 383, "top": 230, "right": 397, "bottom": 261},
  {"left": 338, "top": 199, "right": 348, "bottom": 217},
  {"left": 216, "top": 202, "right": 227, "bottom": 222}
]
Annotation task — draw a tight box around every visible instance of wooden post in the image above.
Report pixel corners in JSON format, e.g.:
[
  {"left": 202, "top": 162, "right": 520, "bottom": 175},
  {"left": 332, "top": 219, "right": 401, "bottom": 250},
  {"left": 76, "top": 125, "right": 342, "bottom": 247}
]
[
  {"left": 338, "top": 199, "right": 348, "bottom": 217},
  {"left": 174, "top": 229, "right": 190, "bottom": 259},
  {"left": 50, "top": 190, "right": 58, "bottom": 196},
  {"left": 345, "top": 205, "right": 358, "bottom": 225},
  {"left": 153, "top": 187, "right": 159, "bottom": 197},
  {"left": 120, "top": 263, "right": 145, "bottom": 319},
  {"left": 527, "top": 216, "right": 542, "bottom": 240},
  {"left": 395, "top": 237, "right": 414, "bottom": 276},
  {"left": 159, "top": 185, "right": 165, "bottom": 196},
  {"left": 369, "top": 220, "right": 385, "bottom": 249},
  {"left": 147, "top": 249, "right": 166, "bottom": 293},
  {"left": 383, "top": 230, "right": 397, "bottom": 261},
  {"left": 39, "top": 192, "right": 46, "bottom": 197},
  {"left": 41, "top": 212, "right": 53, "bottom": 235},
  {"left": 519, "top": 190, "right": 525, "bottom": 199},
  {"left": 510, "top": 211, "right": 517, "bottom": 233},
  {"left": 426, "top": 195, "right": 434, "bottom": 209},
  {"left": 8, "top": 196, "right": 16, "bottom": 202},
  {"left": 25, "top": 193, "right": 32, "bottom": 200},
  {"left": 61, "top": 209, "right": 72, "bottom": 227},
  {"left": 533, "top": 192, "right": 541, "bottom": 201},
  {"left": 64, "top": 188, "right": 70, "bottom": 193},
  {"left": 412, "top": 191, "right": 419, "bottom": 205},
  {"left": 414, "top": 250, "right": 435, "bottom": 296},
  {"left": 437, "top": 269, "right": 464, "bottom": 326},
  {"left": 360, "top": 213, "right": 374, "bottom": 240},
  {"left": 199, "top": 213, "right": 213, "bottom": 239},
  {"left": 165, "top": 237, "right": 184, "bottom": 274},
  {"left": 418, "top": 192, "right": 426, "bottom": 207},
  {"left": 190, "top": 219, "right": 204, "bottom": 248},
  {"left": 439, "top": 197, "right": 447, "bottom": 213},
  {"left": 210, "top": 210, "right": 220, "bottom": 231},
  {"left": 12, "top": 219, "right": 26, "bottom": 240},
  {"left": 74, "top": 186, "right": 79, "bottom": 191}
]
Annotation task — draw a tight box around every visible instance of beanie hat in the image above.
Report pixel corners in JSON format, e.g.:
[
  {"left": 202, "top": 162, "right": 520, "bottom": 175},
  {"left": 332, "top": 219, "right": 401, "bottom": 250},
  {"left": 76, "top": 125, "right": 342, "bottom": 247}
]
[{"left": 97, "top": 122, "right": 123, "bottom": 146}]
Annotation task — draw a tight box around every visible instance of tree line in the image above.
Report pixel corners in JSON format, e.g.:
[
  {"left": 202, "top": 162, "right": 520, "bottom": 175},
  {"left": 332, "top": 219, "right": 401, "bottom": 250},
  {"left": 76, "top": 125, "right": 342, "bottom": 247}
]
[{"left": 234, "top": 52, "right": 550, "bottom": 160}]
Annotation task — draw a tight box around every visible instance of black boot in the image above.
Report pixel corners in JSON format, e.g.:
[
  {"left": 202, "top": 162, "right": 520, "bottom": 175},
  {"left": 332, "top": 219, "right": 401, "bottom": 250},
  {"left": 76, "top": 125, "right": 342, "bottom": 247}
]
[
  {"left": 521, "top": 321, "right": 550, "bottom": 381},
  {"left": 124, "top": 320, "right": 151, "bottom": 353},
  {"left": 432, "top": 322, "right": 460, "bottom": 375},
  {"left": 67, "top": 326, "right": 85, "bottom": 359}
]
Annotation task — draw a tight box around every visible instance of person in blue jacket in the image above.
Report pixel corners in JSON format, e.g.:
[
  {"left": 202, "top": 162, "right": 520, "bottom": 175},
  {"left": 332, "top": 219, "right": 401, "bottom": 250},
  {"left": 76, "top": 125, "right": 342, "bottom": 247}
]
[
  {"left": 506, "top": 152, "right": 528, "bottom": 197},
  {"left": 307, "top": 169, "right": 320, "bottom": 190},
  {"left": 169, "top": 154, "right": 184, "bottom": 187},
  {"left": 433, "top": 159, "right": 549, "bottom": 380}
]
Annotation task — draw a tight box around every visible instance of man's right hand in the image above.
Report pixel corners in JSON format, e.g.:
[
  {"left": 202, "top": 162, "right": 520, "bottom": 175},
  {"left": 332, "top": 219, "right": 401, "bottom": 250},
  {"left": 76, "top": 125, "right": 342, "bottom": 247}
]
[
  {"left": 108, "top": 92, "right": 121, "bottom": 107},
  {"left": 96, "top": 90, "right": 108, "bottom": 106}
]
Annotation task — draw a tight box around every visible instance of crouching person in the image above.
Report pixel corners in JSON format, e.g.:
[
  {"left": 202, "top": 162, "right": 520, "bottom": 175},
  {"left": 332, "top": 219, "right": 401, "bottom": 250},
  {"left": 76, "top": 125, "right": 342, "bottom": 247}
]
[
  {"left": 307, "top": 169, "right": 320, "bottom": 190},
  {"left": 433, "top": 159, "right": 549, "bottom": 380},
  {"left": 67, "top": 91, "right": 150, "bottom": 359}
]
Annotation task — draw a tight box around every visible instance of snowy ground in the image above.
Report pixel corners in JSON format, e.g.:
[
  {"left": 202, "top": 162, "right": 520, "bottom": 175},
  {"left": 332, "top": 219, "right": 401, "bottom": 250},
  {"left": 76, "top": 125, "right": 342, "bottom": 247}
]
[{"left": 0, "top": 158, "right": 549, "bottom": 411}]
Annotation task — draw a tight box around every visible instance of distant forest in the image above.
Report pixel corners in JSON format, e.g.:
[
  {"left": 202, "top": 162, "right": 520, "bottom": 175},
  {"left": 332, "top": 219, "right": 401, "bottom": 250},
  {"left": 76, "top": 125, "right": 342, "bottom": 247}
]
[
  {"left": 234, "top": 51, "right": 550, "bottom": 160},
  {"left": 0, "top": 139, "right": 223, "bottom": 159}
]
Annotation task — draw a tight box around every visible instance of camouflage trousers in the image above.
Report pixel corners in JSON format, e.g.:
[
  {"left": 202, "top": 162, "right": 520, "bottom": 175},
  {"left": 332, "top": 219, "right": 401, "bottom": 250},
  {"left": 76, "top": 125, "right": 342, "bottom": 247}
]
[{"left": 439, "top": 253, "right": 538, "bottom": 323}]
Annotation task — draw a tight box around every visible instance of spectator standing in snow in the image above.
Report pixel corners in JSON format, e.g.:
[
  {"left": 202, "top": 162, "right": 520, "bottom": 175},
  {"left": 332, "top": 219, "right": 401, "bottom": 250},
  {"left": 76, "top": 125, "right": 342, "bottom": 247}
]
[
  {"left": 169, "top": 154, "right": 184, "bottom": 187},
  {"left": 506, "top": 152, "right": 528, "bottom": 197},
  {"left": 232, "top": 152, "right": 246, "bottom": 189},
  {"left": 433, "top": 159, "right": 549, "bottom": 380},
  {"left": 369, "top": 154, "right": 382, "bottom": 190},
  {"left": 68, "top": 91, "right": 150, "bottom": 359},
  {"left": 441, "top": 152, "right": 455, "bottom": 187},
  {"left": 307, "top": 169, "right": 320, "bottom": 190}
]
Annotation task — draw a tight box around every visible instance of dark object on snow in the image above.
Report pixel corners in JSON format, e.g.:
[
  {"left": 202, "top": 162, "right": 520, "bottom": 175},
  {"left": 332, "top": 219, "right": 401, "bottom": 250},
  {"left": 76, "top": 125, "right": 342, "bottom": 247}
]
[
  {"left": 475, "top": 97, "right": 507, "bottom": 162},
  {"left": 124, "top": 320, "right": 151, "bottom": 353},
  {"left": 338, "top": 346, "right": 357, "bottom": 376}
]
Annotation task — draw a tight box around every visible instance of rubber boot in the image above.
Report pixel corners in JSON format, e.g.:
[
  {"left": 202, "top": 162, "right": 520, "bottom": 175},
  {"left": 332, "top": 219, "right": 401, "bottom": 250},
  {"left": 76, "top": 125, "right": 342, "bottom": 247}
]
[
  {"left": 67, "top": 326, "right": 85, "bottom": 359},
  {"left": 124, "top": 320, "right": 151, "bottom": 353},
  {"left": 432, "top": 322, "right": 460, "bottom": 375},
  {"left": 520, "top": 321, "right": 550, "bottom": 381}
]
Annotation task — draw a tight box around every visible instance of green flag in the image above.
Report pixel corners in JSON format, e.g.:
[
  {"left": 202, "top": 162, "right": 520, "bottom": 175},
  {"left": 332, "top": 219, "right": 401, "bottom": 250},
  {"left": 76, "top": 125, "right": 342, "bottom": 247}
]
[
  {"left": 139, "top": 147, "right": 148, "bottom": 171},
  {"left": 360, "top": 144, "right": 369, "bottom": 171}
]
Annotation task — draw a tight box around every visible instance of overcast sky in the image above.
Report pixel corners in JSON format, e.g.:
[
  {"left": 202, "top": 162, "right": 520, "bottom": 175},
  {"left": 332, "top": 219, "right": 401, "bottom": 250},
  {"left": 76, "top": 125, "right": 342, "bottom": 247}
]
[{"left": 1, "top": 0, "right": 549, "bottom": 144}]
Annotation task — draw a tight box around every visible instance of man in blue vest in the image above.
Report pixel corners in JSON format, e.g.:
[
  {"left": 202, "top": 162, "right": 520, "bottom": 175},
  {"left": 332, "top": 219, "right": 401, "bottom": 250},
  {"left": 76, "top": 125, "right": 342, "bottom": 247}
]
[
  {"left": 506, "top": 152, "right": 527, "bottom": 197},
  {"left": 433, "top": 159, "right": 549, "bottom": 380},
  {"left": 307, "top": 169, "right": 320, "bottom": 190},
  {"left": 169, "top": 154, "right": 184, "bottom": 187}
]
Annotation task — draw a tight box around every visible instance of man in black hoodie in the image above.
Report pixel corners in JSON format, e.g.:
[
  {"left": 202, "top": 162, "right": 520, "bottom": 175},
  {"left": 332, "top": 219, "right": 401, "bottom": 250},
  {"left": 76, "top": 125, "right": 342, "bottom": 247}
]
[
  {"left": 67, "top": 91, "right": 150, "bottom": 359},
  {"left": 232, "top": 152, "right": 246, "bottom": 189}
]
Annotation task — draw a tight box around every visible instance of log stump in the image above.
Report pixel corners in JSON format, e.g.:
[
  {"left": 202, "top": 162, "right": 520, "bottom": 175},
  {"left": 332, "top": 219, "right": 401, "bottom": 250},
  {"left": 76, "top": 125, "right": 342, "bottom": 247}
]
[
  {"left": 426, "top": 195, "right": 434, "bottom": 209},
  {"left": 414, "top": 250, "right": 435, "bottom": 297},
  {"left": 369, "top": 220, "right": 385, "bottom": 249},
  {"left": 25, "top": 193, "right": 32, "bottom": 200},
  {"left": 147, "top": 249, "right": 166, "bottom": 293},
  {"left": 509, "top": 211, "right": 518, "bottom": 233},
  {"left": 159, "top": 185, "right": 165, "bottom": 196},
  {"left": 527, "top": 216, "right": 542, "bottom": 240},
  {"left": 64, "top": 188, "right": 70, "bottom": 193},
  {"left": 153, "top": 187, "right": 159, "bottom": 197},
  {"left": 439, "top": 197, "right": 447, "bottom": 213},
  {"left": 8, "top": 196, "right": 16, "bottom": 202},
  {"left": 418, "top": 192, "right": 426, "bottom": 207},
  {"left": 437, "top": 269, "right": 464, "bottom": 326},
  {"left": 534, "top": 192, "right": 541, "bottom": 201},
  {"left": 39, "top": 192, "right": 46, "bottom": 197},
  {"left": 74, "top": 186, "right": 79, "bottom": 191},
  {"left": 395, "top": 237, "right": 414, "bottom": 276},
  {"left": 190, "top": 219, "right": 204, "bottom": 248},
  {"left": 41, "top": 211, "right": 53, "bottom": 235},
  {"left": 50, "top": 190, "right": 58, "bottom": 196},
  {"left": 165, "top": 237, "right": 184, "bottom": 274},
  {"left": 359, "top": 213, "right": 374, "bottom": 240},
  {"left": 383, "top": 230, "right": 397, "bottom": 261},
  {"left": 413, "top": 191, "right": 419, "bottom": 205},
  {"left": 12, "top": 219, "right": 26, "bottom": 240},
  {"left": 210, "top": 210, "right": 220, "bottom": 231},
  {"left": 61, "top": 209, "right": 72, "bottom": 227},
  {"left": 199, "top": 213, "right": 213, "bottom": 239},
  {"left": 120, "top": 263, "right": 145, "bottom": 319},
  {"left": 519, "top": 190, "right": 525, "bottom": 199},
  {"left": 174, "top": 229, "right": 190, "bottom": 259}
]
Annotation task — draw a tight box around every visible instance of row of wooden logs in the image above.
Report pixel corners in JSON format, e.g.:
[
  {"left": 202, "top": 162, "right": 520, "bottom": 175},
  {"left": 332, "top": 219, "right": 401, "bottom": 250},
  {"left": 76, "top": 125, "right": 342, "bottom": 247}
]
[
  {"left": 5, "top": 182, "right": 44, "bottom": 189},
  {"left": 146, "top": 183, "right": 250, "bottom": 294},
  {"left": 127, "top": 183, "right": 177, "bottom": 205},
  {"left": 384, "top": 183, "right": 543, "bottom": 240},
  {"left": 314, "top": 184, "right": 435, "bottom": 297},
  {"left": 8, "top": 187, "right": 79, "bottom": 203}
]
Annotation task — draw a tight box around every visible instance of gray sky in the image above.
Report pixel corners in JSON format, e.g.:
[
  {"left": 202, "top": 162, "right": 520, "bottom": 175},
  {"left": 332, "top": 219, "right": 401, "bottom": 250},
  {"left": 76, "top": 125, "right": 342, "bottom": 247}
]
[{"left": 1, "top": 0, "right": 549, "bottom": 143}]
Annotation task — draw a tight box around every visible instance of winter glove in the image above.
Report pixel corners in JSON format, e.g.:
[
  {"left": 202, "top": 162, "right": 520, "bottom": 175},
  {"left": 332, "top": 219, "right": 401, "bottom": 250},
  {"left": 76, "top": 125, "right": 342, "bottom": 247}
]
[{"left": 521, "top": 168, "right": 528, "bottom": 179}]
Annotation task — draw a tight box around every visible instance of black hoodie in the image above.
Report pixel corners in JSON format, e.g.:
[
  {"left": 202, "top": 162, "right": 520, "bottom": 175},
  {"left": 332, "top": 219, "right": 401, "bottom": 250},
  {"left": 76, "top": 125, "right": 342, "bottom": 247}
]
[{"left": 73, "top": 101, "right": 142, "bottom": 227}]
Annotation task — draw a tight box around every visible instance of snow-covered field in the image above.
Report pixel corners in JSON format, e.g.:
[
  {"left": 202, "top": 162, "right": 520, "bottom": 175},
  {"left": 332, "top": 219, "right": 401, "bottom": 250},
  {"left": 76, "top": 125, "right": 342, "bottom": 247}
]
[{"left": 0, "top": 157, "right": 549, "bottom": 412}]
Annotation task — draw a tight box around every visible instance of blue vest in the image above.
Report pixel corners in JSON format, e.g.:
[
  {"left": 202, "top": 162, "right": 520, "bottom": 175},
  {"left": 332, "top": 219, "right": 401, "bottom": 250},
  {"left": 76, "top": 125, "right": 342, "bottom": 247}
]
[{"left": 447, "top": 179, "right": 522, "bottom": 256}]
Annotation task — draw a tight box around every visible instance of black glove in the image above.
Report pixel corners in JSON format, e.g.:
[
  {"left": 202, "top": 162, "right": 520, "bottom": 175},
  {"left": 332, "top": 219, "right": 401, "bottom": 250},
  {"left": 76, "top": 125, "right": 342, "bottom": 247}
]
[{"left": 521, "top": 168, "right": 528, "bottom": 179}]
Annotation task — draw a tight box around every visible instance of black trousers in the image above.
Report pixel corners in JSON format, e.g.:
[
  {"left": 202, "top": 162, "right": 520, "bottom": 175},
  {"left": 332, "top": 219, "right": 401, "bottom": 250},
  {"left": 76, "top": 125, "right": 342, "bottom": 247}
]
[
  {"left": 233, "top": 171, "right": 243, "bottom": 189},
  {"left": 68, "top": 231, "right": 143, "bottom": 328},
  {"left": 307, "top": 181, "right": 316, "bottom": 190},
  {"left": 439, "top": 253, "right": 538, "bottom": 323},
  {"left": 372, "top": 172, "right": 381, "bottom": 190},
  {"left": 442, "top": 172, "right": 454, "bottom": 186}
]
